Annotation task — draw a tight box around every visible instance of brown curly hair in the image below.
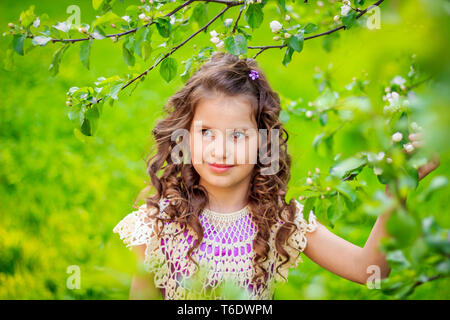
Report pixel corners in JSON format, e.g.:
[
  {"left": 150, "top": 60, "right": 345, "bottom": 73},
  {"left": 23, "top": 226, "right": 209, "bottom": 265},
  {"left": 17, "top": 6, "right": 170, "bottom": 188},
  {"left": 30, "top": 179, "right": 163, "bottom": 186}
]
[{"left": 138, "top": 52, "right": 300, "bottom": 288}]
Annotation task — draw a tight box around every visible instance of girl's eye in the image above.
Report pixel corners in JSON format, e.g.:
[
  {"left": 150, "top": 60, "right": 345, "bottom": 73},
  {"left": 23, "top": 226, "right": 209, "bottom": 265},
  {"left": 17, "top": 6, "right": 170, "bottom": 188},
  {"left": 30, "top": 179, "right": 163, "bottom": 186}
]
[
  {"left": 232, "top": 131, "right": 247, "bottom": 140},
  {"left": 201, "top": 129, "right": 213, "bottom": 137}
]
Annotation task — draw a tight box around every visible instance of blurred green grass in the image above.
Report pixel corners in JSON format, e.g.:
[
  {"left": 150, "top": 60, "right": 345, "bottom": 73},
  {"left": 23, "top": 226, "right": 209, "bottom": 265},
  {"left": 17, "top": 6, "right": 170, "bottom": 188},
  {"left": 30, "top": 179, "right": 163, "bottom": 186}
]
[{"left": 0, "top": 0, "right": 449, "bottom": 299}]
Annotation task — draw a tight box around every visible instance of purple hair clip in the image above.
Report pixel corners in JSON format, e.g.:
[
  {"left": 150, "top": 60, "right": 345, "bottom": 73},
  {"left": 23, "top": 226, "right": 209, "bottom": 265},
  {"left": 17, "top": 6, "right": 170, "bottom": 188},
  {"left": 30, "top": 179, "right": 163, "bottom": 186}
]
[{"left": 249, "top": 69, "right": 259, "bottom": 80}]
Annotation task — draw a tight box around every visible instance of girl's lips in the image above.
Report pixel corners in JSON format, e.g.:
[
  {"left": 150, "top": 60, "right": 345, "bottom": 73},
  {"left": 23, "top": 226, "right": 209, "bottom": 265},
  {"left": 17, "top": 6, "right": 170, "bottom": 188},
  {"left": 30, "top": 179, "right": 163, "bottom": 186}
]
[{"left": 208, "top": 163, "right": 235, "bottom": 173}]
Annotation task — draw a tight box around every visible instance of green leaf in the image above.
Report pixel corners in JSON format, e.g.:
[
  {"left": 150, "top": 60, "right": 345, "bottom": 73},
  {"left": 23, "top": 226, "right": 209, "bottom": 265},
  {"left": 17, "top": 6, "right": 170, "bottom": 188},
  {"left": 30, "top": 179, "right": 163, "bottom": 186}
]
[
  {"left": 156, "top": 17, "right": 171, "bottom": 38},
  {"left": 315, "top": 198, "right": 330, "bottom": 226},
  {"left": 245, "top": 4, "right": 264, "bottom": 29},
  {"left": 20, "top": 5, "right": 36, "bottom": 28},
  {"left": 336, "top": 181, "right": 357, "bottom": 202},
  {"left": 330, "top": 157, "right": 367, "bottom": 180},
  {"left": 342, "top": 10, "right": 357, "bottom": 29},
  {"left": 80, "top": 117, "right": 92, "bottom": 136},
  {"left": 327, "top": 193, "right": 346, "bottom": 228},
  {"left": 12, "top": 34, "right": 26, "bottom": 56},
  {"left": 303, "top": 23, "right": 318, "bottom": 34},
  {"left": 303, "top": 197, "right": 316, "bottom": 222},
  {"left": 134, "top": 27, "right": 152, "bottom": 59},
  {"left": 80, "top": 39, "right": 92, "bottom": 70},
  {"left": 122, "top": 36, "right": 135, "bottom": 66},
  {"left": 386, "top": 250, "right": 411, "bottom": 270},
  {"left": 287, "top": 32, "right": 304, "bottom": 53},
  {"left": 109, "top": 82, "right": 123, "bottom": 100},
  {"left": 86, "top": 104, "right": 100, "bottom": 121},
  {"left": 276, "top": 0, "right": 287, "bottom": 13},
  {"left": 180, "top": 58, "right": 193, "bottom": 83},
  {"left": 419, "top": 176, "right": 448, "bottom": 202},
  {"left": 32, "top": 36, "right": 52, "bottom": 47},
  {"left": 282, "top": 46, "right": 294, "bottom": 67},
  {"left": 386, "top": 209, "right": 419, "bottom": 248},
  {"left": 49, "top": 43, "right": 70, "bottom": 76},
  {"left": 160, "top": 57, "right": 178, "bottom": 83},
  {"left": 224, "top": 35, "right": 247, "bottom": 56},
  {"left": 190, "top": 3, "right": 209, "bottom": 27}
]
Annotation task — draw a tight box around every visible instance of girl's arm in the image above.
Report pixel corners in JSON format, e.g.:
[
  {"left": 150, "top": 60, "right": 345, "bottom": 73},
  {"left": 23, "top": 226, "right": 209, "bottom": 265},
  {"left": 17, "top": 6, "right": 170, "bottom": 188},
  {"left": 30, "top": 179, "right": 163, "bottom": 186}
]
[
  {"left": 302, "top": 134, "right": 440, "bottom": 285},
  {"left": 302, "top": 208, "right": 393, "bottom": 285},
  {"left": 129, "top": 244, "right": 162, "bottom": 300}
]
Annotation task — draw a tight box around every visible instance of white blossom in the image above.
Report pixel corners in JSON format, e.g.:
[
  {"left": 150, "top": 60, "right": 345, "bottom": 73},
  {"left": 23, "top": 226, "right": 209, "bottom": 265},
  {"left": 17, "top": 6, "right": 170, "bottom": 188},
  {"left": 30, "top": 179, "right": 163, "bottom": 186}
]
[
  {"left": 216, "top": 40, "right": 225, "bottom": 49},
  {"left": 33, "top": 17, "right": 40, "bottom": 28},
  {"left": 377, "top": 152, "right": 385, "bottom": 161},
  {"left": 341, "top": 4, "right": 351, "bottom": 16},
  {"left": 392, "top": 132, "right": 403, "bottom": 142},
  {"left": 122, "top": 16, "right": 131, "bottom": 23},
  {"left": 403, "top": 143, "right": 415, "bottom": 153},
  {"left": 334, "top": 15, "right": 340, "bottom": 22},
  {"left": 306, "top": 177, "right": 313, "bottom": 185},
  {"left": 373, "top": 167, "right": 383, "bottom": 176},
  {"left": 391, "top": 76, "right": 406, "bottom": 86},
  {"left": 305, "top": 110, "right": 313, "bottom": 118},
  {"left": 210, "top": 30, "right": 218, "bottom": 38},
  {"left": 138, "top": 13, "right": 146, "bottom": 20},
  {"left": 270, "top": 20, "right": 283, "bottom": 33},
  {"left": 224, "top": 18, "right": 233, "bottom": 28},
  {"left": 210, "top": 36, "right": 220, "bottom": 45}
]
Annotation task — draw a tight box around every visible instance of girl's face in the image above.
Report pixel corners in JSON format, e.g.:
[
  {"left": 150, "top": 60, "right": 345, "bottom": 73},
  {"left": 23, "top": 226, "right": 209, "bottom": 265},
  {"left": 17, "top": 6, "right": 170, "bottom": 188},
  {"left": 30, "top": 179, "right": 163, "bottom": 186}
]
[{"left": 189, "top": 93, "right": 259, "bottom": 189}]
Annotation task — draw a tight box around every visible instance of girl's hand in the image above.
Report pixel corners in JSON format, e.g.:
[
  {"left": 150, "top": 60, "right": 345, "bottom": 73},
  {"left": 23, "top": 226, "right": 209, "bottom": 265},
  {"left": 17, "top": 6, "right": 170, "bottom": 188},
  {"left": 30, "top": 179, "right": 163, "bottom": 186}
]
[{"left": 406, "top": 133, "right": 440, "bottom": 180}]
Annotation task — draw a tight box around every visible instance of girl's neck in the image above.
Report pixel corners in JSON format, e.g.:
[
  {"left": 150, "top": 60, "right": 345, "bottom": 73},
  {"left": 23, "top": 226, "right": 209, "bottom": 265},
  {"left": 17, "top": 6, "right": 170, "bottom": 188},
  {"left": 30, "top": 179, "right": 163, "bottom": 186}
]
[{"left": 200, "top": 178, "right": 250, "bottom": 214}]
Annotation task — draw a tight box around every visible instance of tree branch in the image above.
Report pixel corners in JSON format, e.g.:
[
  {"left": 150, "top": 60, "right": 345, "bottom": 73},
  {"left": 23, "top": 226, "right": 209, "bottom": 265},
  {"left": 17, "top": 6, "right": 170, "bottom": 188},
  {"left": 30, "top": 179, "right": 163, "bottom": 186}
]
[
  {"left": 42, "top": 0, "right": 197, "bottom": 44},
  {"left": 249, "top": 0, "right": 385, "bottom": 59},
  {"left": 94, "top": 2, "right": 238, "bottom": 105}
]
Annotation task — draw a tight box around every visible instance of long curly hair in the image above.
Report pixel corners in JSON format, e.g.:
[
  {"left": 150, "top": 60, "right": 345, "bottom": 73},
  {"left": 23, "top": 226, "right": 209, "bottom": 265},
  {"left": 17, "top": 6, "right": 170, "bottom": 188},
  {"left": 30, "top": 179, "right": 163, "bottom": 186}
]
[{"left": 138, "top": 52, "right": 300, "bottom": 287}]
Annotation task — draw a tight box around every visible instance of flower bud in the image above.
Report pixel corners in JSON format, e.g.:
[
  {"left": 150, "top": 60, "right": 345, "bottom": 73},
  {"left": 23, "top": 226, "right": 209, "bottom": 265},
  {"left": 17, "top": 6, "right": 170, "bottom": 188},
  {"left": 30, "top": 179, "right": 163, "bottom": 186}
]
[
  {"left": 391, "top": 132, "right": 403, "bottom": 142},
  {"left": 270, "top": 20, "right": 283, "bottom": 33},
  {"left": 326, "top": 187, "right": 331, "bottom": 192},
  {"left": 306, "top": 177, "right": 313, "bottom": 185},
  {"left": 284, "top": 32, "right": 291, "bottom": 38},
  {"left": 66, "top": 101, "right": 71, "bottom": 106},
  {"left": 8, "top": 23, "right": 14, "bottom": 28},
  {"left": 299, "top": 196, "right": 304, "bottom": 201},
  {"left": 403, "top": 143, "right": 414, "bottom": 153},
  {"left": 315, "top": 167, "right": 320, "bottom": 174},
  {"left": 273, "top": 36, "right": 280, "bottom": 41},
  {"left": 321, "top": 195, "right": 325, "bottom": 200},
  {"left": 110, "top": 23, "right": 116, "bottom": 28}
]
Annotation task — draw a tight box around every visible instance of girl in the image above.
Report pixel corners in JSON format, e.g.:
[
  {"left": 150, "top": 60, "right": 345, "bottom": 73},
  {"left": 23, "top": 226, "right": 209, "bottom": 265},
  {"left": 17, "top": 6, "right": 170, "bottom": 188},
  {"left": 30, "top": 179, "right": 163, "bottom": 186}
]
[{"left": 113, "top": 52, "right": 438, "bottom": 300}]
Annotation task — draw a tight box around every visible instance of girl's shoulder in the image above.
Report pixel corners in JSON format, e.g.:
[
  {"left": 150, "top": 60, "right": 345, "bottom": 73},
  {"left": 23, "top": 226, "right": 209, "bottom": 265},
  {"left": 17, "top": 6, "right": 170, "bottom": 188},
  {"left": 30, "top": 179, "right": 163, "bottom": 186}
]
[{"left": 113, "top": 198, "right": 171, "bottom": 249}]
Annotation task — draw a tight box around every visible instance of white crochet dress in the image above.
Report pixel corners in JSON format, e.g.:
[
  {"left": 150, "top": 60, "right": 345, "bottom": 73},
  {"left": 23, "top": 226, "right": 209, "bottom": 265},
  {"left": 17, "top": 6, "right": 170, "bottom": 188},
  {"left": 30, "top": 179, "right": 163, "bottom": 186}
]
[{"left": 113, "top": 198, "right": 317, "bottom": 300}]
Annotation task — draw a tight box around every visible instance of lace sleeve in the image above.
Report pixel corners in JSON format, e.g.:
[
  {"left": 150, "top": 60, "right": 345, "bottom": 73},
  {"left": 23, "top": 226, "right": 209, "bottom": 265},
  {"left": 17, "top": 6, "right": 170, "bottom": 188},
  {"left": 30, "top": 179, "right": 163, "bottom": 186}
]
[
  {"left": 288, "top": 199, "right": 318, "bottom": 253},
  {"left": 275, "top": 199, "right": 318, "bottom": 282},
  {"left": 113, "top": 199, "right": 169, "bottom": 249}
]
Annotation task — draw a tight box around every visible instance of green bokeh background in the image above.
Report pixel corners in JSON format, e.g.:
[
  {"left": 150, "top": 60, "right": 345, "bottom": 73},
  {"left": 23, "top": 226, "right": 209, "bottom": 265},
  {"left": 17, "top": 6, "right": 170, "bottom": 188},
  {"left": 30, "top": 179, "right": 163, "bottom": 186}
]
[{"left": 0, "top": 0, "right": 449, "bottom": 299}]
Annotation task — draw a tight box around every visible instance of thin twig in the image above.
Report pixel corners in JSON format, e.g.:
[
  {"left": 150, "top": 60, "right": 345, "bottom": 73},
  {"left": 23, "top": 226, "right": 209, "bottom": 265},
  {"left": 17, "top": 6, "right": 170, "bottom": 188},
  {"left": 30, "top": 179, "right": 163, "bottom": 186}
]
[
  {"left": 249, "top": 0, "right": 385, "bottom": 59},
  {"left": 95, "top": 3, "right": 237, "bottom": 105},
  {"left": 46, "top": 0, "right": 196, "bottom": 43}
]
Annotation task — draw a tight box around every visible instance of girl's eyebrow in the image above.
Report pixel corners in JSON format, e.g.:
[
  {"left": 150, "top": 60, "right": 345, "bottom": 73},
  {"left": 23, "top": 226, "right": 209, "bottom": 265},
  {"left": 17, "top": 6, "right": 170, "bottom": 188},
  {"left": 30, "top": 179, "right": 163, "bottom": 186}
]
[{"left": 200, "top": 124, "right": 254, "bottom": 130}]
